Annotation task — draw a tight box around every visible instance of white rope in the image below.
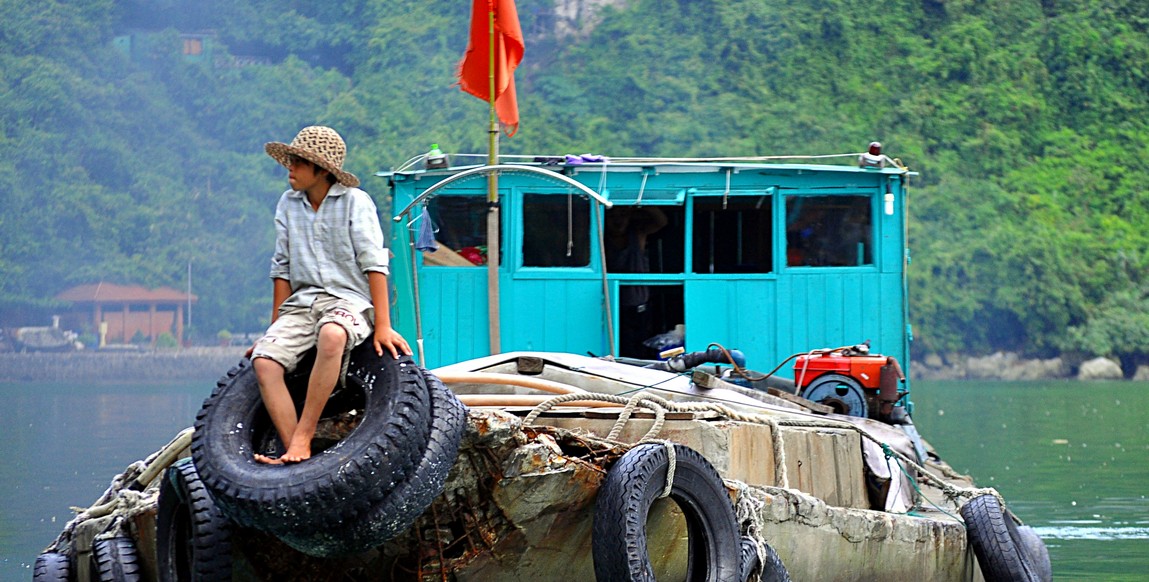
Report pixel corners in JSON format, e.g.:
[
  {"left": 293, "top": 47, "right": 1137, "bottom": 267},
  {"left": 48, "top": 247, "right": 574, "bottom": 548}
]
[
  {"left": 523, "top": 393, "right": 679, "bottom": 498},
  {"left": 658, "top": 441, "right": 676, "bottom": 498},
  {"left": 524, "top": 391, "right": 674, "bottom": 443},
  {"left": 727, "top": 479, "right": 768, "bottom": 576},
  {"left": 764, "top": 416, "right": 789, "bottom": 489},
  {"left": 606, "top": 393, "right": 667, "bottom": 442},
  {"left": 722, "top": 167, "right": 731, "bottom": 209},
  {"left": 605, "top": 393, "right": 641, "bottom": 441},
  {"left": 728, "top": 480, "right": 765, "bottom": 538}
]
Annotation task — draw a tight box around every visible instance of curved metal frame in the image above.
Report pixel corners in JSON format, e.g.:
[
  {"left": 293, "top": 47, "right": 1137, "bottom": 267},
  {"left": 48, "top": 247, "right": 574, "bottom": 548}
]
[{"left": 392, "top": 164, "right": 612, "bottom": 222}]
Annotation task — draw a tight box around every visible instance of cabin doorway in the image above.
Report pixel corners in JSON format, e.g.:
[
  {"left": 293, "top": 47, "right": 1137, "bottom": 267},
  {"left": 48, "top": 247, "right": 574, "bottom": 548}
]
[{"left": 617, "top": 284, "right": 683, "bottom": 359}]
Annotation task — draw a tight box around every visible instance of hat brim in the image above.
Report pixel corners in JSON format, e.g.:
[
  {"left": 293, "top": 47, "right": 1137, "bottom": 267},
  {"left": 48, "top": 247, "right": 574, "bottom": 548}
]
[{"left": 265, "top": 142, "right": 360, "bottom": 188}]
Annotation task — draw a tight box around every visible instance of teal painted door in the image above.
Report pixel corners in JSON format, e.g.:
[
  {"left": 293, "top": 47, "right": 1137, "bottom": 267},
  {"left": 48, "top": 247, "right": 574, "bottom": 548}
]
[{"left": 682, "top": 188, "right": 779, "bottom": 368}]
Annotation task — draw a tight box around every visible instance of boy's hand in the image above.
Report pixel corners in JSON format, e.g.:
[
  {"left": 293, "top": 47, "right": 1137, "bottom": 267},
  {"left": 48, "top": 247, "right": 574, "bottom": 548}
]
[{"left": 374, "top": 325, "right": 412, "bottom": 359}]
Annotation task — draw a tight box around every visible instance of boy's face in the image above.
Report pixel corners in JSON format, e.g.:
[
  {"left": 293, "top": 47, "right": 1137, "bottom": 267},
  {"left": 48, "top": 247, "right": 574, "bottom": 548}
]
[{"left": 287, "top": 155, "right": 327, "bottom": 192}]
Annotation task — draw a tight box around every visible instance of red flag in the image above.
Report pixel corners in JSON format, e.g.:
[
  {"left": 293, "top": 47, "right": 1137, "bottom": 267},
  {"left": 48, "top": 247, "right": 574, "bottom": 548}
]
[{"left": 458, "top": 0, "right": 524, "bottom": 136}]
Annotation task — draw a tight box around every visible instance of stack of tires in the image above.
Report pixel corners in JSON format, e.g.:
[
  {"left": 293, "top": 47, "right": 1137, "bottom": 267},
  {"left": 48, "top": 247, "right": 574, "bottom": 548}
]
[{"left": 164, "top": 341, "right": 466, "bottom": 578}]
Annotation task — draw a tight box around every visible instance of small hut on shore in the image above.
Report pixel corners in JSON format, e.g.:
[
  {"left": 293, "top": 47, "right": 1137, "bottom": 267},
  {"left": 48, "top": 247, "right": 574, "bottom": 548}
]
[{"left": 55, "top": 283, "right": 196, "bottom": 347}]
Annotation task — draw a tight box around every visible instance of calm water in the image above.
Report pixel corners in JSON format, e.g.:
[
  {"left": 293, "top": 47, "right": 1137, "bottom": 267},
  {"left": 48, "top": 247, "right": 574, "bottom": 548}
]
[
  {"left": 1, "top": 379, "right": 1147, "bottom": 580},
  {"left": 0, "top": 379, "right": 211, "bottom": 579},
  {"left": 912, "top": 380, "right": 1149, "bottom": 582}
]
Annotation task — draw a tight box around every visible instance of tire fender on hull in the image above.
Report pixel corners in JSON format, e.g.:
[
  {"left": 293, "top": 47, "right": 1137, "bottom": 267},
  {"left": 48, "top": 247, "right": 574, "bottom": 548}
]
[
  {"left": 92, "top": 537, "right": 142, "bottom": 582},
  {"left": 32, "top": 551, "right": 71, "bottom": 582},
  {"left": 738, "top": 536, "right": 791, "bottom": 582},
  {"left": 156, "top": 457, "right": 233, "bottom": 581},
  {"left": 593, "top": 443, "right": 742, "bottom": 582},
  {"left": 1017, "top": 525, "right": 1052, "bottom": 582},
  {"left": 961, "top": 494, "right": 1041, "bottom": 582}
]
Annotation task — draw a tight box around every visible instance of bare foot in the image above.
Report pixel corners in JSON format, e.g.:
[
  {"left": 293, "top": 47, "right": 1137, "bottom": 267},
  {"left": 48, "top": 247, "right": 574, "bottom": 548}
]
[
  {"left": 254, "top": 453, "right": 285, "bottom": 465},
  {"left": 280, "top": 443, "right": 312, "bottom": 464}
]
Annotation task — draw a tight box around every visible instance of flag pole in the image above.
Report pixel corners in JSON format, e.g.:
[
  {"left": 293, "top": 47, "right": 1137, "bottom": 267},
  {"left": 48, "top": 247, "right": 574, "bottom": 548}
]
[{"left": 485, "top": 1, "right": 501, "bottom": 354}]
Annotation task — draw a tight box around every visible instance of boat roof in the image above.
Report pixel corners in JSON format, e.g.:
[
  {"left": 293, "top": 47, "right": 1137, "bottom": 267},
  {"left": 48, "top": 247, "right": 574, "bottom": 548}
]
[{"left": 376, "top": 152, "right": 917, "bottom": 181}]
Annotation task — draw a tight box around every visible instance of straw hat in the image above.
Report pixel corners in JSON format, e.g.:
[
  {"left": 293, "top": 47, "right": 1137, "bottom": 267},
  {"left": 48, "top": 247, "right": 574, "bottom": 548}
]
[{"left": 265, "top": 126, "right": 360, "bottom": 187}]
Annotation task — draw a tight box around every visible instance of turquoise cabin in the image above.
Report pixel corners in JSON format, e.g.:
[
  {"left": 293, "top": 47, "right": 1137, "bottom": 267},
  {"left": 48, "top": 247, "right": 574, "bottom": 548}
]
[{"left": 381, "top": 149, "right": 914, "bottom": 385}]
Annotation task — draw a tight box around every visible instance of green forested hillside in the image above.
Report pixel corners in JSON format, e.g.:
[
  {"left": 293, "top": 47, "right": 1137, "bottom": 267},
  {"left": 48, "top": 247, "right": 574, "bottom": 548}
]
[{"left": 2, "top": 0, "right": 1147, "bottom": 366}]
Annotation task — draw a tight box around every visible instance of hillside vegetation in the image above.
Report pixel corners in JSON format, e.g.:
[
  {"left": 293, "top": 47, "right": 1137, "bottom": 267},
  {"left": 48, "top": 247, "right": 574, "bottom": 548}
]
[{"left": 1, "top": 0, "right": 1147, "bottom": 367}]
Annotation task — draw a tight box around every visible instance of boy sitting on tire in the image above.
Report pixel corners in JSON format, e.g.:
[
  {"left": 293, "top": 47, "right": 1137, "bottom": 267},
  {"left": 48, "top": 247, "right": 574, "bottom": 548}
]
[{"left": 247, "top": 125, "right": 411, "bottom": 464}]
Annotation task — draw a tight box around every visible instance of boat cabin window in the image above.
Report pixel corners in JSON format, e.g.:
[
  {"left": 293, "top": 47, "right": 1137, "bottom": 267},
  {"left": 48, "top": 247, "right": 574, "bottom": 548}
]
[
  {"left": 605, "top": 206, "right": 684, "bottom": 274},
  {"left": 785, "top": 195, "right": 872, "bottom": 267},
  {"left": 422, "top": 195, "right": 492, "bottom": 266},
  {"left": 522, "top": 193, "right": 591, "bottom": 267},
  {"left": 691, "top": 195, "right": 774, "bottom": 274}
]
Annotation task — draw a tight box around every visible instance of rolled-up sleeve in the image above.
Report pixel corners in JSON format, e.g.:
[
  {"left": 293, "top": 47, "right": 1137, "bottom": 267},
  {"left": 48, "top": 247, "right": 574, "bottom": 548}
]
[
  {"left": 350, "top": 192, "right": 389, "bottom": 276},
  {"left": 269, "top": 194, "right": 291, "bottom": 280}
]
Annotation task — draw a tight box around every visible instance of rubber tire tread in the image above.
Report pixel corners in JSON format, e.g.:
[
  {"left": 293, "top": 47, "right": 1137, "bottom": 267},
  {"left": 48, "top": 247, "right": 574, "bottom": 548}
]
[
  {"left": 757, "top": 539, "right": 791, "bottom": 582},
  {"left": 961, "top": 494, "right": 1039, "bottom": 582},
  {"left": 277, "top": 369, "right": 469, "bottom": 557},
  {"left": 593, "top": 443, "right": 741, "bottom": 582},
  {"left": 92, "top": 537, "right": 142, "bottom": 582},
  {"left": 156, "top": 457, "right": 233, "bottom": 581},
  {"left": 737, "top": 536, "right": 791, "bottom": 582},
  {"left": 738, "top": 537, "right": 760, "bottom": 582},
  {"left": 191, "top": 343, "right": 432, "bottom": 534},
  {"left": 1017, "top": 525, "right": 1052, "bottom": 582},
  {"left": 32, "top": 551, "right": 71, "bottom": 582}
]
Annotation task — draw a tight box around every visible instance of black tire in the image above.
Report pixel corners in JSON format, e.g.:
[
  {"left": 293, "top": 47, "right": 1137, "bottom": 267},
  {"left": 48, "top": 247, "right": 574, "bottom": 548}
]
[
  {"left": 32, "top": 551, "right": 70, "bottom": 582},
  {"left": 758, "top": 539, "right": 791, "bottom": 582},
  {"left": 961, "top": 494, "right": 1039, "bottom": 582},
  {"left": 92, "top": 537, "right": 142, "bottom": 582},
  {"left": 156, "top": 458, "right": 233, "bottom": 581},
  {"left": 737, "top": 536, "right": 791, "bottom": 582},
  {"left": 593, "top": 443, "right": 741, "bottom": 582},
  {"left": 277, "top": 369, "right": 469, "bottom": 557},
  {"left": 738, "top": 537, "right": 760, "bottom": 582},
  {"left": 1017, "top": 525, "right": 1052, "bottom": 582},
  {"left": 191, "top": 342, "right": 432, "bottom": 534}
]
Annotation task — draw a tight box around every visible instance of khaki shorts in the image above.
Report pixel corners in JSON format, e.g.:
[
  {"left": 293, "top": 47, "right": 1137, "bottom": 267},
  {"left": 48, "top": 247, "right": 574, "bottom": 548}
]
[{"left": 251, "top": 295, "right": 373, "bottom": 375}]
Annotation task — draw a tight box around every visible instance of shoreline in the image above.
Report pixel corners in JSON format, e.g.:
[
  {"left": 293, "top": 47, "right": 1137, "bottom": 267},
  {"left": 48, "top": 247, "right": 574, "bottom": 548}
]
[
  {"left": 0, "top": 347, "right": 248, "bottom": 383},
  {"left": 1, "top": 348, "right": 1137, "bottom": 383},
  {"left": 912, "top": 351, "right": 1140, "bottom": 381}
]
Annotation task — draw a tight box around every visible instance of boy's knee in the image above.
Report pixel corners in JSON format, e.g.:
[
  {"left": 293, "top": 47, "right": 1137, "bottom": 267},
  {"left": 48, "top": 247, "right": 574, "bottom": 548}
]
[
  {"left": 316, "top": 323, "right": 349, "bottom": 355},
  {"left": 253, "top": 355, "right": 285, "bottom": 378}
]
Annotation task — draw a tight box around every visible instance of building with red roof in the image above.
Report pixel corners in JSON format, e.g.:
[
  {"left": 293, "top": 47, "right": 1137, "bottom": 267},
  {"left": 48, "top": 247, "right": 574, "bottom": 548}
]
[{"left": 55, "top": 283, "right": 197, "bottom": 346}]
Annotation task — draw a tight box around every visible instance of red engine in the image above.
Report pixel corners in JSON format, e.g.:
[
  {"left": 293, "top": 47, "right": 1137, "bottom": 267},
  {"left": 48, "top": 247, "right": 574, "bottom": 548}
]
[
  {"left": 794, "top": 353, "right": 890, "bottom": 390},
  {"left": 793, "top": 345, "right": 905, "bottom": 421}
]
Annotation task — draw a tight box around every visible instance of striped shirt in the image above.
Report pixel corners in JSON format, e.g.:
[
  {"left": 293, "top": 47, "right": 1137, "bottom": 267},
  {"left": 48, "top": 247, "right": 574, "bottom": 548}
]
[{"left": 269, "top": 184, "right": 389, "bottom": 315}]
